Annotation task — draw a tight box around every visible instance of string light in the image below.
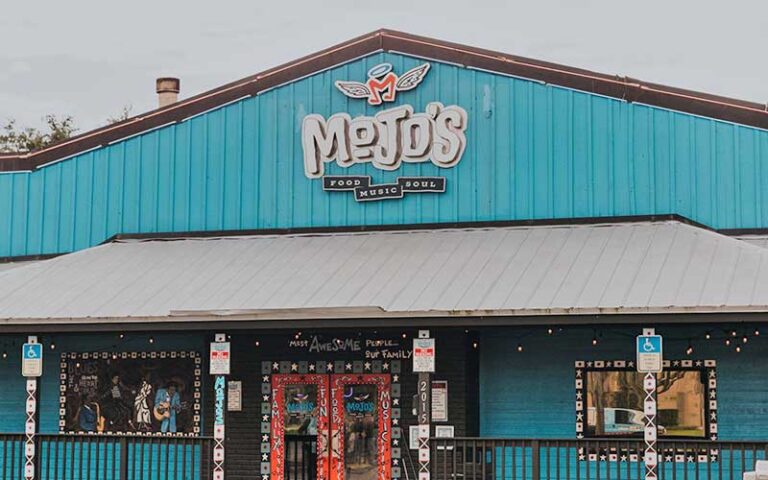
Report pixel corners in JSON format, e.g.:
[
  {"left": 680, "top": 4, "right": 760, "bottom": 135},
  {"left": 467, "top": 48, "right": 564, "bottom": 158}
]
[
  {"left": 50, "top": 342, "right": 56, "bottom": 350},
  {"left": 148, "top": 336, "right": 154, "bottom": 344},
  {"left": 755, "top": 328, "right": 760, "bottom": 336},
  {"left": 118, "top": 333, "right": 125, "bottom": 340},
  {"left": 736, "top": 345, "right": 742, "bottom": 353},
  {"left": 731, "top": 330, "right": 738, "bottom": 337},
  {"left": 742, "top": 335, "right": 749, "bottom": 344},
  {"left": 686, "top": 341, "right": 694, "bottom": 356},
  {"left": 472, "top": 341, "right": 478, "bottom": 349},
  {"left": 517, "top": 344, "right": 523, "bottom": 352},
  {"left": 402, "top": 333, "right": 407, "bottom": 338},
  {"left": 1, "top": 351, "right": 6, "bottom": 359},
  {"left": 547, "top": 328, "right": 554, "bottom": 335},
  {"left": 255, "top": 340, "right": 260, "bottom": 347},
  {"left": 705, "top": 332, "right": 711, "bottom": 340},
  {"left": 725, "top": 338, "right": 731, "bottom": 347}
]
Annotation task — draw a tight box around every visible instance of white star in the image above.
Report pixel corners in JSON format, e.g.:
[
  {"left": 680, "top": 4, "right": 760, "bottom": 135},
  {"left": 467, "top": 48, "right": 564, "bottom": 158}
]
[
  {"left": 383, "top": 363, "right": 389, "bottom": 370},
  {"left": 393, "top": 459, "right": 399, "bottom": 466},
  {"left": 263, "top": 375, "right": 270, "bottom": 382},
  {"left": 345, "top": 363, "right": 352, "bottom": 371},
  {"left": 262, "top": 453, "right": 269, "bottom": 461},
  {"left": 393, "top": 439, "right": 399, "bottom": 446},
  {"left": 262, "top": 434, "right": 269, "bottom": 442},
  {"left": 309, "top": 364, "right": 316, "bottom": 371},
  {"left": 263, "top": 395, "right": 269, "bottom": 401},
  {"left": 327, "top": 363, "right": 334, "bottom": 372},
  {"left": 392, "top": 375, "right": 399, "bottom": 382},
  {"left": 291, "top": 363, "right": 298, "bottom": 371},
  {"left": 272, "top": 362, "right": 279, "bottom": 371},
  {"left": 393, "top": 398, "right": 399, "bottom": 406},
  {"left": 262, "top": 415, "right": 269, "bottom": 421},
  {"left": 393, "top": 418, "right": 399, "bottom": 426},
  {"left": 364, "top": 362, "right": 371, "bottom": 370}
]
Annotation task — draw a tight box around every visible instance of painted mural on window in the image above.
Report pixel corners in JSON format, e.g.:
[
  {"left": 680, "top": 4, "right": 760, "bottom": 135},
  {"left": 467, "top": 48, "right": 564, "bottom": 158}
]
[
  {"left": 59, "top": 351, "right": 202, "bottom": 436},
  {"left": 585, "top": 369, "right": 706, "bottom": 438}
]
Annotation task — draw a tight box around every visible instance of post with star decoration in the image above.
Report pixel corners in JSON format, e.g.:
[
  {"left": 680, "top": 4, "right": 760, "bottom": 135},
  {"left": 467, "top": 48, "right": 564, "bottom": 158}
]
[
  {"left": 21, "top": 336, "right": 43, "bottom": 480},
  {"left": 637, "top": 328, "right": 663, "bottom": 480},
  {"left": 210, "top": 333, "right": 231, "bottom": 480},
  {"left": 413, "top": 330, "right": 435, "bottom": 480}
]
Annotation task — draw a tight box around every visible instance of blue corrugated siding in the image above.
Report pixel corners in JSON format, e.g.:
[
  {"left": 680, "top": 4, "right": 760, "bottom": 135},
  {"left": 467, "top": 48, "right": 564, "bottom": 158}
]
[
  {"left": 1, "top": 53, "right": 767, "bottom": 257},
  {"left": 480, "top": 326, "right": 768, "bottom": 441}
]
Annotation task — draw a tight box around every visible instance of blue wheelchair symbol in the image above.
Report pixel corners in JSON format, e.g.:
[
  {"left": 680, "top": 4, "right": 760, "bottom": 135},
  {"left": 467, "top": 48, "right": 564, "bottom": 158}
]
[{"left": 23, "top": 343, "right": 42, "bottom": 360}]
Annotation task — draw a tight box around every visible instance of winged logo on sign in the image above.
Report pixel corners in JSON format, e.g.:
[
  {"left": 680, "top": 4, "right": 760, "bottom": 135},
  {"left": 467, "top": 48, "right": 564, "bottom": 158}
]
[{"left": 335, "top": 62, "right": 431, "bottom": 105}]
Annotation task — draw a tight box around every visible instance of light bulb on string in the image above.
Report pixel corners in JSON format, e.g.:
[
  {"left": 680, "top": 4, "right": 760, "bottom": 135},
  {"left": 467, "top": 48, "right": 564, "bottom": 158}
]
[
  {"left": 705, "top": 332, "right": 711, "bottom": 340},
  {"left": 736, "top": 345, "right": 742, "bottom": 353},
  {"left": 1, "top": 351, "right": 6, "bottom": 360},
  {"left": 50, "top": 342, "right": 56, "bottom": 350},
  {"left": 517, "top": 344, "right": 523, "bottom": 352},
  {"left": 148, "top": 336, "right": 154, "bottom": 344},
  {"left": 547, "top": 328, "right": 554, "bottom": 335},
  {"left": 725, "top": 338, "right": 731, "bottom": 347},
  {"left": 118, "top": 333, "right": 125, "bottom": 340},
  {"left": 255, "top": 340, "right": 260, "bottom": 347},
  {"left": 472, "top": 341, "right": 478, "bottom": 349},
  {"left": 742, "top": 335, "right": 749, "bottom": 344},
  {"left": 686, "top": 342, "right": 694, "bottom": 356},
  {"left": 755, "top": 328, "right": 761, "bottom": 336},
  {"left": 731, "top": 330, "right": 738, "bottom": 337}
]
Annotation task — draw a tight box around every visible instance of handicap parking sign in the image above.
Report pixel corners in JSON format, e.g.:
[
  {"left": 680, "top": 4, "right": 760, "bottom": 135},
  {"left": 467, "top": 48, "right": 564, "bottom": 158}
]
[
  {"left": 636, "top": 335, "right": 662, "bottom": 373},
  {"left": 22, "top": 343, "right": 43, "bottom": 377}
]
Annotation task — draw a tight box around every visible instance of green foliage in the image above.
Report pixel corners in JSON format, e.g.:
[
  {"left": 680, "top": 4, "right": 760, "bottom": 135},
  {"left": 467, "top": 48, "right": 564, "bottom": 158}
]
[
  {"left": 107, "top": 105, "right": 133, "bottom": 125},
  {"left": 0, "top": 115, "right": 78, "bottom": 153}
]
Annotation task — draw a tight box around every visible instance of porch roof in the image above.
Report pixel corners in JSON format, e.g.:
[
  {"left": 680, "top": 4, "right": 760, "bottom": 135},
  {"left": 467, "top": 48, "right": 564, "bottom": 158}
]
[{"left": 1, "top": 220, "right": 768, "bottom": 326}]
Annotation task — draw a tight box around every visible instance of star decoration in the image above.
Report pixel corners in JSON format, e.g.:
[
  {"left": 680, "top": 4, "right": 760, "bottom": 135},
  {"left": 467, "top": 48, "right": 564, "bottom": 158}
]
[
  {"left": 576, "top": 392, "right": 583, "bottom": 400},
  {"left": 383, "top": 363, "right": 389, "bottom": 371},
  {"left": 599, "top": 454, "right": 606, "bottom": 461},
  {"left": 576, "top": 413, "right": 584, "bottom": 421},
  {"left": 393, "top": 398, "right": 399, "bottom": 406},
  {"left": 620, "top": 455, "right": 627, "bottom": 462},
  {"left": 393, "top": 439, "right": 399, "bottom": 446},
  {"left": 327, "top": 363, "right": 334, "bottom": 372},
  {"left": 665, "top": 455, "right": 673, "bottom": 462},
  {"left": 687, "top": 456, "right": 695, "bottom": 463},
  {"left": 392, "top": 375, "right": 399, "bottom": 382},
  {"left": 345, "top": 363, "right": 352, "bottom": 371},
  {"left": 262, "top": 453, "right": 269, "bottom": 461},
  {"left": 291, "top": 363, "right": 298, "bottom": 371},
  {"left": 393, "top": 459, "right": 399, "bottom": 466},
  {"left": 262, "top": 434, "right": 269, "bottom": 442},
  {"left": 262, "top": 415, "right": 269, "bottom": 421},
  {"left": 272, "top": 362, "right": 279, "bottom": 371},
  {"left": 309, "top": 364, "right": 316, "bottom": 371},
  {"left": 262, "top": 375, "right": 270, "bottom": 382},
  {"left": 364, "top": 362, "right": 371, "bottom": 370},
  {"left": 695, "top": 360, "right": 703, "bottom": 366},
  {"left": 393, "top": 418, "right": 399, "bottom": 426},
  {"left": 263, "top": 395, "right": 269, "bottom": 401}
]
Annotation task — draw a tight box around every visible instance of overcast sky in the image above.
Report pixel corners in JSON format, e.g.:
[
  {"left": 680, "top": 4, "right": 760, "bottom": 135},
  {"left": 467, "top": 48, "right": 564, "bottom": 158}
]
[{"left": 1, "top": 0, "right": 766, "bottom": 132}]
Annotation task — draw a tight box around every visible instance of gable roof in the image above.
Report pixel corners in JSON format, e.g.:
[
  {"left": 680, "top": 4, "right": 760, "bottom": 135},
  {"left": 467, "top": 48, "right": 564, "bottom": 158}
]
[
  {"left": 2, "top": 220, "right": 768, "bottom": 327},
  {"left": 1, "top": 29, "right": 767, "bottom": 173}
]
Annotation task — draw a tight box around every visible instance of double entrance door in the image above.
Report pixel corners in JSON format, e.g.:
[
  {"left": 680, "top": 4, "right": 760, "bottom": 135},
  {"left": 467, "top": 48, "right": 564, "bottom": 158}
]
[{"left": 270, "top": 374, "right": 392, "bottom": 480}]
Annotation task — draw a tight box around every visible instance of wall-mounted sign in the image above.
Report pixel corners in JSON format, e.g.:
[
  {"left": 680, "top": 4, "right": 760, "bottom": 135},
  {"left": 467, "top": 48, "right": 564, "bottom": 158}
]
[
  {"left": 302, "top": 101, "right": 468, "bottom": 203},
  {"left": 413, "top": 337, "right": 436, "bottom": 373},
  {"left": 210, "top": 342, "right": 231, "bottom": 376},
  {"left": 227, "top": 380, "right": 242, "bottom": 412},
  {"left": 335, "top": 62, "right": 430, "bottom": 105},
  {"left": 431, "top": 380, "right": 448, "bottom": 422},
  {"left": 435, "top": 425, "right": 454, "bottom": 438}
]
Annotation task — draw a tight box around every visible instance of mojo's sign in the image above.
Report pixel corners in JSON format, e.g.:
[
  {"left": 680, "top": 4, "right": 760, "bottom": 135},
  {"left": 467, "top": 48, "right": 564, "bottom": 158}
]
[{"left": 301, "top": 62, "right": 469, "bottom": 202}]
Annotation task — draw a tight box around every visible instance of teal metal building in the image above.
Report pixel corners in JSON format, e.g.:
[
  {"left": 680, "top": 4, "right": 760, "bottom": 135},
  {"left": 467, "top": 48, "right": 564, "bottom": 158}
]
[{"left": 0, "top": 30, "right": 767, "bottom": 480}]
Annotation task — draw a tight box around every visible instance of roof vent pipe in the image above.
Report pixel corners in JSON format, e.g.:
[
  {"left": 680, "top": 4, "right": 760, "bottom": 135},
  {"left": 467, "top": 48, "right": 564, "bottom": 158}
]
[{"left": 156, "top": 77, "right": 180, "bottom": 108}]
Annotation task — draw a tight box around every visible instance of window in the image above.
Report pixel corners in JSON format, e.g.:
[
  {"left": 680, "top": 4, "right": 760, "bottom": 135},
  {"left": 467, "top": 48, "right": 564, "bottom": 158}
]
[{"left": 575, "top": 360, "right": 717, "bottom": 440}]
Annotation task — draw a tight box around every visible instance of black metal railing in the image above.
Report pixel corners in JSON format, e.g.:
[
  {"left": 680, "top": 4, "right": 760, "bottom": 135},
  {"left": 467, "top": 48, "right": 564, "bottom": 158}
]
[
  {"left": 0, "top": 433, "right": 213, "bottom": 480},
  {"left": 431, "top": 438, "right": 768, "bottom": 480},
  {"left": 286, "top": 435, "right": 318, "bottom": 480}
]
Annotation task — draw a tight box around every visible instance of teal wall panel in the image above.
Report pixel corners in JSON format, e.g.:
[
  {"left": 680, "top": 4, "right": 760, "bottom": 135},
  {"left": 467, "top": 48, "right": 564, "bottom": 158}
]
[
  {"left": 1, "top": 52, "right": 767, "bottom": 258},
  {"left": 480, "top": 325, "right": 768, "bottom": 441}
]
